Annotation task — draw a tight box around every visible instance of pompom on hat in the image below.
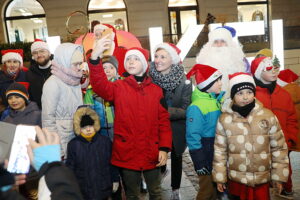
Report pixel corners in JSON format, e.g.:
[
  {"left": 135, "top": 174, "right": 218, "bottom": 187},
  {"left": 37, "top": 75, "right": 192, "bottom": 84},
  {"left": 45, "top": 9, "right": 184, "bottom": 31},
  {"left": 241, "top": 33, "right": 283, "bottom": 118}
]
[
  {"left": 1, "top": 49, "right": 23, "bottom": 66},
  {"left": 124, "top": 47, "right": 149, "bottom": 74},
  {"left": 154, "top": 43, "right": 181, "bottom": 64},
  {"left": 229, "top": 72, "right": 256, "bottom": 99},
  {"left": 31, "top": 39, "right": 50, "bottom": 53},
  {"left": 186, "top": 64, "right": 222, "bottom": 91},
  {"left": 250, "top": 56, "right": 275, "bottom": 80},
  {"left": 277, "top": 69, "right": 299, "bottom": 87}
]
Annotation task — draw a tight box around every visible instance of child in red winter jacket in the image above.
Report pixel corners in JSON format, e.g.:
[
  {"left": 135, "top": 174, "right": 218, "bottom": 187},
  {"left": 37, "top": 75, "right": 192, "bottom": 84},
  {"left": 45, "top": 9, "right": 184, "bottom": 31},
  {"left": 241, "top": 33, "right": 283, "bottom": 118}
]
[
  {"left": 251, "top": 57, "right": 298, "bottom": 199},
  {"left": 87, "top": 36, "right": 172, "bottom": 199}
]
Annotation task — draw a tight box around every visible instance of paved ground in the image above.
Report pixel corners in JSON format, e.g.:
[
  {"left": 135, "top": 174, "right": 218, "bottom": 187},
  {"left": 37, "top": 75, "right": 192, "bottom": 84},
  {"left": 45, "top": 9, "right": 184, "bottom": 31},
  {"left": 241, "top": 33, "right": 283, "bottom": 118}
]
[{"left": 140, "top": 151, "right": 300, "bottom": 200}]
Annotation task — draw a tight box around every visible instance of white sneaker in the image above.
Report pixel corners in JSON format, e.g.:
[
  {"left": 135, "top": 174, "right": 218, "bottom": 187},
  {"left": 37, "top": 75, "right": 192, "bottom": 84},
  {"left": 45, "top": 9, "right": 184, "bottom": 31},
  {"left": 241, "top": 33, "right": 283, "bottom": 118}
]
[{"left": 170, "top": 189, "right": 181, "bottom": 200}]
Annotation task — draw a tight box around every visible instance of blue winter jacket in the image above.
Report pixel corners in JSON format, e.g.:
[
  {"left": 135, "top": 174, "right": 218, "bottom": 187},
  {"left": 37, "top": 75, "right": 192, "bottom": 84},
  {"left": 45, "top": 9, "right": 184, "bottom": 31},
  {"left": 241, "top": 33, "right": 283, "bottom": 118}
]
[{"left": 186, "top": 88, "right": 225, "bottom": 172}]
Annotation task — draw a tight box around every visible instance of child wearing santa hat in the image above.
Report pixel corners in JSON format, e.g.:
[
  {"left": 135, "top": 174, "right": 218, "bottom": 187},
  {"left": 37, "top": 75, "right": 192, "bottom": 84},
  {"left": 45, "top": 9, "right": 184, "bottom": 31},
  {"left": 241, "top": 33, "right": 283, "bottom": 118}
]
[
  {"left": 277, "top": 69, "right": 300, "bottom": 154},
  {"left": 149, "top": 42, "right": 192, "bottom": 200},
  {"left": 88, "top": 37, "right": 172, "bottom": 199},
  {"left": 213, "top": 72, "right": 289, "bottom": 200},
  {"left": 0, "top": 49, "right": 29, "bottom": 118},
  {"left": 185, "top": 64, "right": 224, "bottom": 200},
  {"left": 251, "top": 57, "right": 298, "bottom": 199}
]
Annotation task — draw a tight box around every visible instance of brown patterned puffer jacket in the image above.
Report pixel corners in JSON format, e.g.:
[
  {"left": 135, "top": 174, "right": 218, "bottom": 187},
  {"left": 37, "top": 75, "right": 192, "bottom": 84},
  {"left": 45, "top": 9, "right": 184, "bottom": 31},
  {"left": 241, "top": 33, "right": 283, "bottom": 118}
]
[{"left": 212, "top": 99, "right": 289, "bottom": 187}]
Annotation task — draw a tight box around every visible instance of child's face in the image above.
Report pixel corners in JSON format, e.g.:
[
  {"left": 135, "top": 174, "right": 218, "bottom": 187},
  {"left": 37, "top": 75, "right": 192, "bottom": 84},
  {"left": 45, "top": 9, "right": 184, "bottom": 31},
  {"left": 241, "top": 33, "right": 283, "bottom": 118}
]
[
  {"left": 103, "top": 62, "right": 117, "bottom": 80},
  {"left": 261, "top": 66, "right": 280, "bottom": 82},
  {"left": 233, "top": 89, "right": 255, "bottom": 107},
  {"left": 81, "top": 125, "right": 95, "bottom": 136},
  {"left": 125, "top": 55, "right": 144, "bottom": 76},
  {"left": 7, "top": 95, "right": 26, "bottom": 111},
  {"left": 5, "top": 59, "right": 21, "bottom": 74},
  {"left": 206, "top": 78, "right": 222, "bottom": 94},
  {"left": 154, "top": 49, "right": 172, "bottom": 75}
]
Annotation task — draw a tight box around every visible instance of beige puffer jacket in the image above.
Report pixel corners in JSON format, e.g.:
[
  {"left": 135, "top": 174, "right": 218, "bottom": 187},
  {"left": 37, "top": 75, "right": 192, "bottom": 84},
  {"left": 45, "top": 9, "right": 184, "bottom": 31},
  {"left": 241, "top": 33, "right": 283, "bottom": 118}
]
[{"left": 212, "top": 99, "right": 289, "bottom": 187}]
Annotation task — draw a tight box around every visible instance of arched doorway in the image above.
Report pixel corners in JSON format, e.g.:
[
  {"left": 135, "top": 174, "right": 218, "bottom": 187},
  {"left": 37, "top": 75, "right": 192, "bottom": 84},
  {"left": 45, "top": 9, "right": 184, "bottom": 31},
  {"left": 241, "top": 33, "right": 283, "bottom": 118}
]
[{"left": 4, "top": 0, "right": 47, "bottom": 43}]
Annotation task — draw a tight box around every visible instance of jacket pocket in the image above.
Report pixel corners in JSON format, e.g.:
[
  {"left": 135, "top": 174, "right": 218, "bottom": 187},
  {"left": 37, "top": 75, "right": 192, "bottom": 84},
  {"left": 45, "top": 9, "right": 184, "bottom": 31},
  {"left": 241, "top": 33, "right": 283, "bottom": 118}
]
[{"left": 112, "top": 134, "right": 132, "bottom": 162}]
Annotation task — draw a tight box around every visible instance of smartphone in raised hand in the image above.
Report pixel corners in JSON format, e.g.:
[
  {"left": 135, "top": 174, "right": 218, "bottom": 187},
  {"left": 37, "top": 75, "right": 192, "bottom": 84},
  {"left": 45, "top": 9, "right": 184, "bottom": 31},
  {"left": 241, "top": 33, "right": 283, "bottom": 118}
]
[{"left": 7, "top": 125, "right": 36, "bottom": 174}]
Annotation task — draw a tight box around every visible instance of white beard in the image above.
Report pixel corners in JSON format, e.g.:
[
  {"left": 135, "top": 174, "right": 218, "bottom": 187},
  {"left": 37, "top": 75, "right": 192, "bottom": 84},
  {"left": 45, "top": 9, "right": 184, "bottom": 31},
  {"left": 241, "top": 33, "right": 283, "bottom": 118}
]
[{"left": 196, "top": 42, "right": 246, "bottom": 92}]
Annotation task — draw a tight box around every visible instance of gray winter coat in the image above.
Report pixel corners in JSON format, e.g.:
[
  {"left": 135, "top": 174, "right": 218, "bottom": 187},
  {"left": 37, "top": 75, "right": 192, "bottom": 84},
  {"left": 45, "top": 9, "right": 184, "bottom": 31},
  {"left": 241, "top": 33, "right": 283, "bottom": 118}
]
[
  {"left": 166, "top": 76, "right": 192, "bottom": 155},
  {"left": 3, "top": 101, "right": 41, "bottom": 127}
]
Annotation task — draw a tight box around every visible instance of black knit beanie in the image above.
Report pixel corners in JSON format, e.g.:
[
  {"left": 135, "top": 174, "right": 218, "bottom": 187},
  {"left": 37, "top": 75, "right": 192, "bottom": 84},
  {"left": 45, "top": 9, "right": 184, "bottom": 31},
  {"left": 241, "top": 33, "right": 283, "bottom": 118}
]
[
  {"left": 230, "top": 82, "right": 256, "bottom": 99},
  {"left": 6, "top": 82, "right": 29, "bottom": 104}
]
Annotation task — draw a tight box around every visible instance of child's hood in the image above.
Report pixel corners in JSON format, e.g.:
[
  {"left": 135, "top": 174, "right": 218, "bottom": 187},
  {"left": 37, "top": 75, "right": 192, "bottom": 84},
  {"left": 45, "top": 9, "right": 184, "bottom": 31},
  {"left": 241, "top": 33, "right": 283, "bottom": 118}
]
[
  {"left": 53, "top": 43, "right": 83, "bottom": 69},
  {"left": 73, "top": 106, "right": 100, "bottom": 136}
]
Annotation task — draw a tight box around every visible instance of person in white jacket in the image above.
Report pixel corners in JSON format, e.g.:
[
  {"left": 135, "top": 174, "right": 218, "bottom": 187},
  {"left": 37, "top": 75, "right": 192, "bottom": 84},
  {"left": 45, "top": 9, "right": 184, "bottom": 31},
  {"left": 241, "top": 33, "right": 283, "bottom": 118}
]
[{"left": 42, "top": 43, "right": 84, "bottom": 158}]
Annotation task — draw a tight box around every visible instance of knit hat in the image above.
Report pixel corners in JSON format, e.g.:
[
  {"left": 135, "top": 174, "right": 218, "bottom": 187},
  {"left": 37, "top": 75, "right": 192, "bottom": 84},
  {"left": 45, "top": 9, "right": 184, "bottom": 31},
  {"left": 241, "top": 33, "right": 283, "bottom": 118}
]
[
  {"left": 277, "top": 69, "right": 299, "bottom": 87},
  {"left": 1, "top": 49, "right": 23, "bottom": 66},
  {"left": 250, "top": 57, "right": 275, "bottom": 80},
  {"left": 186, "top": 64, "right": 222, "bottom": 91},
  {"left": 209, "top": 27, "right": 233, "bottom": 44},
  {"left": 31, "top": 39, "right": 50, "bottom": 53},
  {"left": 229, "top": 72, "right": 256, "bottom": 99},
  {"left": 154, "top": 43, "right": 181, "bottom": 64},
  {"left": 5, "top": 82, "right": 29, "bottom": 103},
  {"left": 102, "top": 55, "right": 118, "bottom": 70},
  {"left": 80, "top": 115, "right": 94, "bottom": 128},
  {"left": 255, "top": 48, "right": 273, "bottom": 58},
  {"left": 124, "top": 47, "right": 149, "bottom": 73}
]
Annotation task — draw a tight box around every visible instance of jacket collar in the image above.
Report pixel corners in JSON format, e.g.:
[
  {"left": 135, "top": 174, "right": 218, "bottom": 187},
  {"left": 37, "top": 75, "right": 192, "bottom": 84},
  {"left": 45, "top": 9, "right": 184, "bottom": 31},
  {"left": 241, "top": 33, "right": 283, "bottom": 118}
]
[
  {"left": 124, "top": 75, "right": 152, "bottom": 90},
  {"left": 192, "top": 87, "right": 225, "bottom": 102}
]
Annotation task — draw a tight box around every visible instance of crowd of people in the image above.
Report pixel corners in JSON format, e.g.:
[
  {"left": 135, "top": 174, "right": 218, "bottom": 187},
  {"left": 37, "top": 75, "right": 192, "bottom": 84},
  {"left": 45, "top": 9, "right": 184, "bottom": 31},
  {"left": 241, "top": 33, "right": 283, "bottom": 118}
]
[{"left": 0, "top": 23, "right": 299, "bottom": 200}]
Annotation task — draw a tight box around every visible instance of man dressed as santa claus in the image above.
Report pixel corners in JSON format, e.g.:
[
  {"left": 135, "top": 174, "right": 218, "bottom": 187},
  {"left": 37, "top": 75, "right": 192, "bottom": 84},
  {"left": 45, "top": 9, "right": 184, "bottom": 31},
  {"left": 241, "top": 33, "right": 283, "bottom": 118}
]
[{"left": 196, "top": 26, "right": 248, "bottom": 92}]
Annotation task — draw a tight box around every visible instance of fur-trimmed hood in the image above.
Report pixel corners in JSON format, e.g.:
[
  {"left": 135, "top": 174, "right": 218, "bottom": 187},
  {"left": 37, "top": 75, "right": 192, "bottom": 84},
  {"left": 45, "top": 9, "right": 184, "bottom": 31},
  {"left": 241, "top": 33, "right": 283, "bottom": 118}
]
[{"left": 73, "top": 106, "right": 100, "bottom": 135}]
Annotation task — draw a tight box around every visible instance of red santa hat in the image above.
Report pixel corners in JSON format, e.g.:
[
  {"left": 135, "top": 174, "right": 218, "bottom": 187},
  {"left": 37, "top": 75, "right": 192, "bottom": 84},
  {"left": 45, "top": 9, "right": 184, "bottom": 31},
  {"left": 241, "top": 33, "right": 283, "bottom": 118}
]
[
  {"left": 154, "top": 43, "right": 181, "bottom": 64},
  {"left": 186, "top": 64, "right": 222, "bottom": 90},
  {"left": 124, "top": 47, "right": 149, "bottom": 73},
  {"left": 277, "top": 69, "right": 299, "bottom": 87},
  {"left": 229, "top": 72, "right": 256, "bottom": 99},
  {"left": 31, "top": 39, "right": 50, "bottom": 53},
  {"left": 250, "top": 56, "right": 274, "bottom": 80},
  {"left": 1, "top": 49, "right": 23, "bottom": 66},
  {"left": 209, "top": 27, "right": 233, "bottom": 44}
]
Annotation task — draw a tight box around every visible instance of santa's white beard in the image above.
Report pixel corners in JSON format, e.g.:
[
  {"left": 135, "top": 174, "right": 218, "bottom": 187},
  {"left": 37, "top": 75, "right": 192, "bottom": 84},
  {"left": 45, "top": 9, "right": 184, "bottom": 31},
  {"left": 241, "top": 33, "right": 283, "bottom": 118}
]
[{"left": 196, "top": 43, "right": 246, "bottom": 92}]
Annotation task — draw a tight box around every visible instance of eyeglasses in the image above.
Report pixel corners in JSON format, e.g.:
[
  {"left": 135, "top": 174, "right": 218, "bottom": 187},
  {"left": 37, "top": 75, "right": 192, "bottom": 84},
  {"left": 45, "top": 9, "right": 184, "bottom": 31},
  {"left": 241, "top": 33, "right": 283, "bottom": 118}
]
[
  {"left": 263, "top": 66, "right": 280, "bottom": 73},
  {"left": 32, "top": 49, "right": 48, "bottom": 56}
]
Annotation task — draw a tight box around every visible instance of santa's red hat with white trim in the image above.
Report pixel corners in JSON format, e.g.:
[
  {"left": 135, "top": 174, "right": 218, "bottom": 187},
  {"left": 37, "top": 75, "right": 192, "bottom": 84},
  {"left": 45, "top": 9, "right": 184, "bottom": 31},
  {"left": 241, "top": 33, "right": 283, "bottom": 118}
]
[
  {"left": 277, "top": 69, "right": 299, "bottom": 87},
  {"left": 229, "top": 72, "right": 256, "bottom": 99},
  {"left": 31, "top": 39, "right": 50, "bottom": 53},
  {"left": 154, "top": 43, "right": 181, "bottom": 64},
  {"left": 1, "top": 49, "right": 23, "bottom": 66},
  {"left": 186, "top": 64, "right": 222, "bottom": 91},
  {"left": 250, "top": 56, "right": 274, "bottom": 80},
  {"left": 124, "top": 47, "right": 149, "bottom": 74}
]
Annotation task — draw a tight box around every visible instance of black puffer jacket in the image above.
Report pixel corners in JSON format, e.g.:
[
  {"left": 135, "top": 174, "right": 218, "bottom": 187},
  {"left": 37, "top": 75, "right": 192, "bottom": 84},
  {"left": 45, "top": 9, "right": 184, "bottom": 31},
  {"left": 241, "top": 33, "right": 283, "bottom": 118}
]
[{"left": 66, "top": 107, "right": 119, "bottom": 200}]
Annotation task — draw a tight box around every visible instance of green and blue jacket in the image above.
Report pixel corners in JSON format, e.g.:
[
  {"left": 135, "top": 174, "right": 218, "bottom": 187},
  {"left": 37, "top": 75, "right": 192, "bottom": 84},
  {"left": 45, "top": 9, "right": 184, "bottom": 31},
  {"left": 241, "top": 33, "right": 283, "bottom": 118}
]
[{"left": 186, "top": 88, "right": 225, "bottom": 172}]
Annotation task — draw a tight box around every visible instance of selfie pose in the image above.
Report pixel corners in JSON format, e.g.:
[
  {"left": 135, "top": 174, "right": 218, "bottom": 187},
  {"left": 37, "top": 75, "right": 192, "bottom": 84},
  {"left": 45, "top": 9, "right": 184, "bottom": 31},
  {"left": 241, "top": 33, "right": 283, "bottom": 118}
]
[{"left": 88, "top": 36, "right": 172, "bottom": 199}]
